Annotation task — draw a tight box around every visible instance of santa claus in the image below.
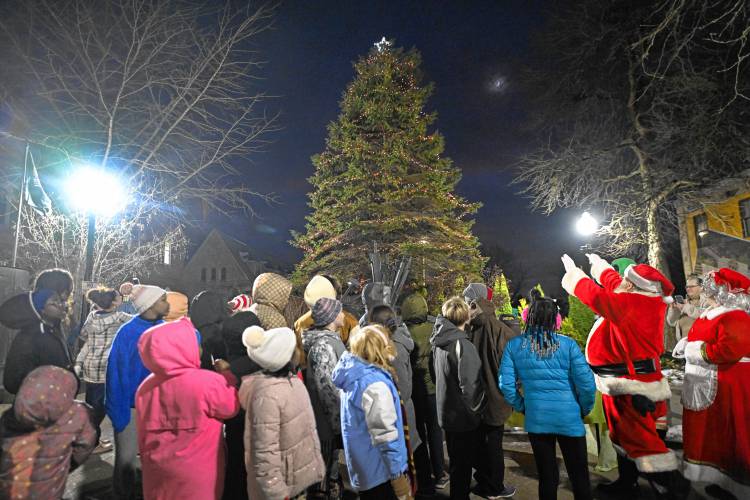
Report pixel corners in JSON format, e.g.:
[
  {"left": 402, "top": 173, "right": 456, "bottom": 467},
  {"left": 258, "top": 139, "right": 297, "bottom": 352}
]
[
  {"left": 561, "top": 253, "right": 687, "bottom": 497},
  {"left": 673, "top": 267, "right": 750, "bottom": 499}
]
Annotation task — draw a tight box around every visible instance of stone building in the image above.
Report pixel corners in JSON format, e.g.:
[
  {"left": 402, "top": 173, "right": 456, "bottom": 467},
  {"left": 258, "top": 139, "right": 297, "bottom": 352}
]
[{"left": 176, "top": 228, "right": 266, "bottom": 301}]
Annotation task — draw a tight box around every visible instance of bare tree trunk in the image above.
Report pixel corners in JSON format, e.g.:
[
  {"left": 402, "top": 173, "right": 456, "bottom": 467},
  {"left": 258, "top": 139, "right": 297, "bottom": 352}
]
[{"left": 627, "top": 51, "right": 670, "bottom": 275}]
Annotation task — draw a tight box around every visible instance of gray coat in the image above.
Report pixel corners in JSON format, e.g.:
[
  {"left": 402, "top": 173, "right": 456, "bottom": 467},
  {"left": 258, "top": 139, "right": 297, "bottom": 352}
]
[
  {"left": 430, "top": 316, "right": 486, "bottom": 432},
  {"left": 391, "top": 324, "right": 421, "bottom": 450},
  {"left": 302, "top": 329, "right": 347, "bottom": 441}
]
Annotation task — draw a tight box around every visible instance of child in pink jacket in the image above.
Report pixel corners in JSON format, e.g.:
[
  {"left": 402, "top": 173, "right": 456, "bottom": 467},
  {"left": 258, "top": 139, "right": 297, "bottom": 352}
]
[{"left": 135, "top": 317, "right": 239, "bottom": 500}]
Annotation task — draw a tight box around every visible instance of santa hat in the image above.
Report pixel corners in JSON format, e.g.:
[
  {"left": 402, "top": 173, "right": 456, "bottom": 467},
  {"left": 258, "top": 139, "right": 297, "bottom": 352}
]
[
  {"left": 228, "top": 294, "right": 253, "bottom": 315},
  {"left": 242, "top": 326, "right": 296, "bottom": 372},
  {"left": 304, "top": 275, "right": 336, "bottom": 308},
  {"left": 703, "top": 268, "right": 750, "bottom": 312},
  {"left": 131, "top": 285, "right": 167, "bottom": 314},
  {"left": 623, "top": 264, "right": 675, "bottom": 302}
]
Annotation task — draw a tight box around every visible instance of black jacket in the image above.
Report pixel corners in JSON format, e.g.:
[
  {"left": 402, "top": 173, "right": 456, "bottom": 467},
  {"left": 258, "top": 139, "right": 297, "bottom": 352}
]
[
  {"left": 0, "top": 293, "right": 74, "bottom": 394},
  {"left": 468, "top": 298, "right": 519, "bottom": 426},
  {"left": 429, "top": 316, "right": 486, "bottom": 432},
  {"left": 190, "top": 291, "right": 230, "bottom": 369}
]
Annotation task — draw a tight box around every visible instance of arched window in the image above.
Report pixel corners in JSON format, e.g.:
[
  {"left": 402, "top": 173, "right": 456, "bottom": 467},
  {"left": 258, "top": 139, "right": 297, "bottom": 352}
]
[
  {"left": 211, "top": 268, "right": 217, "bottom": 281},
  {"left": 221, "top": 267, "right": 227, "bottom": 281},
  {"left": 201, "top": 268, "right": 206, "bottom": 282}
]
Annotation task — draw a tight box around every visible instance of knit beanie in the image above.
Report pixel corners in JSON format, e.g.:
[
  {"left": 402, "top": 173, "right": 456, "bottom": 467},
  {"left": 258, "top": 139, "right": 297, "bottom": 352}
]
[
  {"left": 242, "top": 326, "right": 296, "bottom": 372},
  {"left": 228, "top": 294, "right": 253, "bottom": 316},
  {"left": 463, "top": 283, "right": 490, "bottom": 303},
  {"left": 311, "top": 297, "right": 342, "bottom": 327},
  {"left": 31, "top": 289, "right": 55, "bottom": 315},
  {"left": 304, "top": 275, "right": 337, "bottom": 308},
  {"left": 131, "top": 285, "right": 167, "bottom": 314}
]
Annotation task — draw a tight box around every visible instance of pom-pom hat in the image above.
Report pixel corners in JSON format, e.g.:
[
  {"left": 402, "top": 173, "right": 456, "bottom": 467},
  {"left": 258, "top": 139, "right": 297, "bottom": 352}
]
[
  {"left": 623, "top": 264, "right": 675, "bottom": 302},
  {"left": 241, "top": 326, "right": 296, "bottom": 372}
]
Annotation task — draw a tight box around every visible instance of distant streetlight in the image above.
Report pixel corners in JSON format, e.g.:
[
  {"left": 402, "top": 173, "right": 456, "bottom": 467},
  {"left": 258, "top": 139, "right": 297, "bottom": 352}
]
[
  {"left": 64, "top": 166, "right": 127, "bottom": 323},
  {"left": 576, "top": 211, "right": 599, "bottom": 236}
]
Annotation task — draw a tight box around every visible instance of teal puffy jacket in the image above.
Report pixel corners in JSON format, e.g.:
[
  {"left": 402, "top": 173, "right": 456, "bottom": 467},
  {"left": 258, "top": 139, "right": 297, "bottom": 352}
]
[{"left": 499, "top": 333, "right": 595, "bottom": 437}]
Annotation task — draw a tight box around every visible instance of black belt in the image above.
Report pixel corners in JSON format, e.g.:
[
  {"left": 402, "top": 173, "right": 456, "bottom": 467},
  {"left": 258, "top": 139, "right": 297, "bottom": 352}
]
[{"left": 590, "top": 358, "right": 657, "bottom": 377}]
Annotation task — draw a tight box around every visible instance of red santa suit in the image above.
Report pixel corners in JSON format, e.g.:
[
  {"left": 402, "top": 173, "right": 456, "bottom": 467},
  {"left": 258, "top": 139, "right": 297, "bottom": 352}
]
[
  {"left": 562, "top": 257, "right": 677, "bottom": 473},
  {"left": 675, "top": 268, "right": 750, "bottom": 498}
]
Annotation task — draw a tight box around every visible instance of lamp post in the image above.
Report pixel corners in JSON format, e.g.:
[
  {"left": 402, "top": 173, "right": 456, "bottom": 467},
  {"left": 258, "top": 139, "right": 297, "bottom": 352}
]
[
  {"left": 64, "top": 167, "right": 126, "bottom": 324},
  {"left": 576, "top": 211, "right": 599, "bottom": 236}
]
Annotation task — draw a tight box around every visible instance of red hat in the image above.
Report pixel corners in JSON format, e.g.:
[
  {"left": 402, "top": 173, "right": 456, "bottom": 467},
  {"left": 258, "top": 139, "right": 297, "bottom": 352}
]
[
  {"left": 624, "top": 264, "right": 675, "bottom": 297},
  {"left": 710, "top": 268, "right": 750, "bottom": 294},
  {"left": 228, "top": 294, "right": 253, "bottom": 315}
]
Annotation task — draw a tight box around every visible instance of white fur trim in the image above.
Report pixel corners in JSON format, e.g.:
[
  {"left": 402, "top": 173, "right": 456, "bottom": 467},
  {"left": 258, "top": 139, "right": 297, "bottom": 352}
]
[
  {"left": 635, "top": 450, "right": 678, "bottom": 473},
  {"left": 562, "top": 267, "right": 588, "bottom": 296},
  {"left": 590, "top": 258, "right": 613, "bottom": 283},
  {"left": 683, "top": 461, "right": 750, "bottom": 498},
  {"left": 684, "top": 341, "right": 708, "bottom": 365},
  {"left": 595, "top": 375, "right": 672, "bottom": 401},
  {"left": 662, "top": 296, "right": 675, "bottom": 304},
  {"left": 624, "top": 265, "right": 660, "bottom": 293},
  {"left": 584, "top": 316, "right": 604, "bottom": 363},
  {"left": 701, "top": 305, "right": 740, "bottom": 320}
]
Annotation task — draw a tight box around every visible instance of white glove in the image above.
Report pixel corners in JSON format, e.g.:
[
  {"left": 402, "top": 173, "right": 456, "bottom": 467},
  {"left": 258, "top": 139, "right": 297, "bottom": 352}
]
[
  {"left": 561, "top": 254, "right": 578, "bottom": 274},
  {"left": 586, "top": 253, "right": 603, "bottom": 265},
  {"left": 74, "top": 364, "right": 83, "bottom": 378},
  {"left": 684, "top": 341, "right": 709, "bottom": 365},
  {"left": 671, "top": 337, "right": 688, "bottom": 359}
]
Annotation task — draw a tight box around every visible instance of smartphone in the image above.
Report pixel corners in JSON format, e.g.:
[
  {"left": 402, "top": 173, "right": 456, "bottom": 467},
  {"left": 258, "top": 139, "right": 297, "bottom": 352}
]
[{"left": 674, "top": 295, "right": 685, "bottom": 304}]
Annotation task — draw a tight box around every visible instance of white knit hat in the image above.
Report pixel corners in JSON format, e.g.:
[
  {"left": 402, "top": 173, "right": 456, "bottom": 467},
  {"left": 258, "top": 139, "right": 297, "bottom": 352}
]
[
  {"left": 242, "top": 326, "right": 296, "bottom": 372},
  {"left": 304, "top": 275, "right": 337, "bottom": 308},
  {"left": 131, "top": 285, "right": 167, "bottom": 314}
]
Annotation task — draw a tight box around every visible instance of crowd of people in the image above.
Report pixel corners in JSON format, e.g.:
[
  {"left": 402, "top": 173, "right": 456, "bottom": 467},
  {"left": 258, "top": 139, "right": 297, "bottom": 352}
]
[{"left": 0, "top": 254, "right": 747, "bottom": 500}]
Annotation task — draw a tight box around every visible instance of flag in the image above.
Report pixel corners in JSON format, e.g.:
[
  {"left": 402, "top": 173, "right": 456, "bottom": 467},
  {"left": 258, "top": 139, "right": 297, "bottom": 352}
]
[{"left": 25, "top": 160, "right": 52, "bottom": 215}]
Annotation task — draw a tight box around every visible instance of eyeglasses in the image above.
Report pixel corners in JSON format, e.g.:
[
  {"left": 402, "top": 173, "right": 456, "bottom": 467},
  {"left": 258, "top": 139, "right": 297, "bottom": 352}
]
[{"left": 686, "top": 285, "right": 701, "bottom": 289}]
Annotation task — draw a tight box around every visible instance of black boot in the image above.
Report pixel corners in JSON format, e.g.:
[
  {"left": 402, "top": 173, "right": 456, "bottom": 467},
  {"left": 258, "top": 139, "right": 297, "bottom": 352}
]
[{"left": 596, "top": 454, "right": 639, "bottom": 494}]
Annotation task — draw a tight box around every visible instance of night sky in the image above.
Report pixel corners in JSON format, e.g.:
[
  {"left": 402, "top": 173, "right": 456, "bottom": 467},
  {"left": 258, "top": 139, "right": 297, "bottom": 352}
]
[{"left": 226, "top": 0, "right": 587, "bottom": 295}]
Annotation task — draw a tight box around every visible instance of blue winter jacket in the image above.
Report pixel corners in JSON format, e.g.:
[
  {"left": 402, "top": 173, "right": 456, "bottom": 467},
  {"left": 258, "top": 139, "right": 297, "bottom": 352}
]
[
  {"left": 332, "top": 351, "right": 408, "bottom": 492},
  {"left": 499, "top": 333, "right": 595, "bottom": 437},
  {"left": 105, "top": 315, "right": 163, "bottom": 433}
]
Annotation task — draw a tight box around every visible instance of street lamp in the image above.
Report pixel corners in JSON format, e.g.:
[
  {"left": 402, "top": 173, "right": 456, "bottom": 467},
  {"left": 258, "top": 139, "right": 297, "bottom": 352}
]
[
  {"left": 576, "top": 211, "right": 599, "bottom": 236},
  {"left": 64, "top": 166, "right": 127, "bottom": 323}
]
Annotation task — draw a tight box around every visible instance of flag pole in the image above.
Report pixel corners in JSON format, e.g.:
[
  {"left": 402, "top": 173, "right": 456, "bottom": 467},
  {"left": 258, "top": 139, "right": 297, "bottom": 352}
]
[{"left": 11, "top": 144, "right": 29, "bottom": 268}]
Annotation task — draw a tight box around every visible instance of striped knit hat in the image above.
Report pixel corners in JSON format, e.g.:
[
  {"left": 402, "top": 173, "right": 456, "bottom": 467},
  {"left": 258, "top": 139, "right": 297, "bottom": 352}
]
[
  {"left": 228, "top": 294, "right": 253, "bottom": 316},
  {"left": 312, "top": 297, "right": 342, "bottom": 327}
]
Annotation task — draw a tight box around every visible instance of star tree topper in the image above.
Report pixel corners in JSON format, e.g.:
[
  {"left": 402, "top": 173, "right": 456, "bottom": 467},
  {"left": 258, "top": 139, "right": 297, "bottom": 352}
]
[{"left": 374, "top": 36, "right": 392, "bottom": 52}]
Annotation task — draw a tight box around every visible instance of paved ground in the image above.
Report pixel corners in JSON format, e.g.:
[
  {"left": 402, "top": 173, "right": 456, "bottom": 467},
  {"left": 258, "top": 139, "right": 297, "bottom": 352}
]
[{"left": 2, "top": 381, "right": 715, "bottom": 499}]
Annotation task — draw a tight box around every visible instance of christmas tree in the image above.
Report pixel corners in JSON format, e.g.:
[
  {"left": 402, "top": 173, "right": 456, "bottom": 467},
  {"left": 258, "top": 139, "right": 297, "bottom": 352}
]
[
  {"left": 293, "top": 39, "right": 485, "bottom": 303},
  {"left": 494, "top": 273, "right": 513, "bottom": 316},
  {"left": 560, "top": 295, "right": 596, "bottom": 348}
]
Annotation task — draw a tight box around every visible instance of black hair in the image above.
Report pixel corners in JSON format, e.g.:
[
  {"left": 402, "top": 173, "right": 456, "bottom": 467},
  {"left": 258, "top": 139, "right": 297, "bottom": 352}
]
[
  {"left": 34, "top": 268, "right": 74, "bottom": 295},
  {"left": 321, "top": 274, "right": 342, "bottom": 297},
  {"left": 87, "top": 287, "right": 120, "bottom": 310},
  {"left": 523, "top": 288, "right": 560, "bottom": 359},
  {"left": 525, "top": 288, "right": 559, "bottom": 332},
  {"left": 222, "top": 311, "right": 261, "bottom": 359},
  {"left": 368, "top": 304, "right": 399, "bottom": 335}
]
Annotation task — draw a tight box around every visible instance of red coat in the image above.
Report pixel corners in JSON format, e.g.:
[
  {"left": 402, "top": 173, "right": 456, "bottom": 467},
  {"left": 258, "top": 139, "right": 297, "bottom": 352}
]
[
  {"left": 682, "top": 307, "right": 750, "bottom": 498},
  {"left": 563, "top": 262, "right": 676, "bottom": 472},
  {"left": 563, "top": 265, "right": 671, "bottom": 401}
]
